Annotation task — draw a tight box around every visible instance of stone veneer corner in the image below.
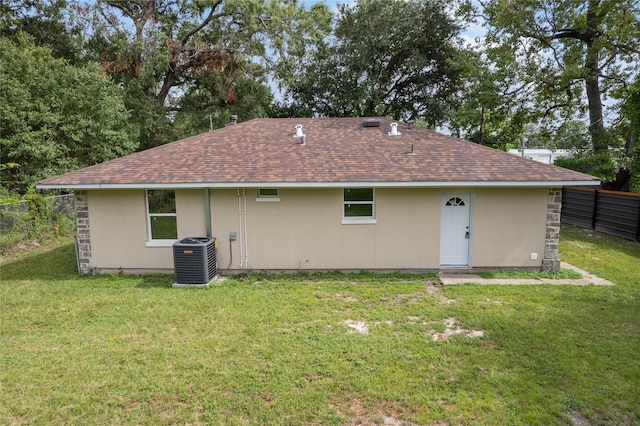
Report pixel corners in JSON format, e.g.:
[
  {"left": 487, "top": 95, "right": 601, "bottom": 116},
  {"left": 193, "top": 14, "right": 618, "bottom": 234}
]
[
  {"left": 542, "top": 188, "right": 562, "bottom": 272},
  {"left": 74, "top": 191, "right": 93, "bottom": 275}
]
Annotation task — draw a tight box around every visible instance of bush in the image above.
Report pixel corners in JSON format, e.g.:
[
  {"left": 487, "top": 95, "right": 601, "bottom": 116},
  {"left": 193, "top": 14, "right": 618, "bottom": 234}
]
[{"left": 0, "top": 188, "right": 74, "bottom": 253}]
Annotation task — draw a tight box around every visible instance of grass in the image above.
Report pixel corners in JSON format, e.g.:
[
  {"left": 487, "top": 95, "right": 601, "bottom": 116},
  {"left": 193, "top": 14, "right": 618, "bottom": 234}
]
[
  {"left": 1, "top": 224, "right": 638, "bottom": 425},
  {"left": 476, "top": 268, "right": 583, "bottom": 279}
]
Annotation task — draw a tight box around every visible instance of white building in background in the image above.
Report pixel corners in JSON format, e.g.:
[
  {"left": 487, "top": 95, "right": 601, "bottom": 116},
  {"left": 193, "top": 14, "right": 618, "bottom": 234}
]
[{"left": 508, "top": 149, "right": 571, "bottom": 165}]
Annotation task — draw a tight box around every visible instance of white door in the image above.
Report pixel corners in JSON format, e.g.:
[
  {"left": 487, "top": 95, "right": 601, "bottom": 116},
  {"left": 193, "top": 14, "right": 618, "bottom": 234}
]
[{"left": 440, "top": 193, "right": 471, "bottom": 266}]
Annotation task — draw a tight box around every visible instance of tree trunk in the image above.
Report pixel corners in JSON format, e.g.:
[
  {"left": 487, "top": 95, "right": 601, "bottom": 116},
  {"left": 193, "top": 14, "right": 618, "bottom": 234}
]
[
  {"left": 584, "top": 0, "right": 608, "bottom": 154},
  {"left": 478, "top": 104, "right": 485, "bottom": 145}
]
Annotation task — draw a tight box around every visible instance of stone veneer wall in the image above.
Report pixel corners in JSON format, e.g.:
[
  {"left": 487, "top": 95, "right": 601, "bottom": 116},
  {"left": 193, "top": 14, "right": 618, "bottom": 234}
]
[
  {"left": 75, "top": 191, "right": 93, "bottom": 275},
  {"left": 542, "top": 188, "right": 562, "bottom": 272}
]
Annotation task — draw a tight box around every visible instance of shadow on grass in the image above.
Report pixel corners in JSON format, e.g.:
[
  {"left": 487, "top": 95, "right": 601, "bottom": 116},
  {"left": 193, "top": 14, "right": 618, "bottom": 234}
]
[
  {"left": 1, "top": 242, "right": 78, "bottom": 280},
  {"left": 136, "top": 274, "right": 175, "bottom": 289},
  {"left": 561, "top": 225, "right": 640, "bottom": 258},
  {"left": 2, "top": 242, "right": 174, "bottom": 288}
]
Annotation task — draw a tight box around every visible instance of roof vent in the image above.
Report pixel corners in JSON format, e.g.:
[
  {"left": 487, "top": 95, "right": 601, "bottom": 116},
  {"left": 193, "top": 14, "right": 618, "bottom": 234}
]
[
  {"left": 225, "top": 115, "right": 238, "bottom": 126},
  {"left": 293, "top": 124, "right": 306, "bottom": 145},
  {"left": 389, "top": 122, "right": 401, "bottom": 136},
  {"left": 363, "top": 119, "right": 380, "bottom": 127}
]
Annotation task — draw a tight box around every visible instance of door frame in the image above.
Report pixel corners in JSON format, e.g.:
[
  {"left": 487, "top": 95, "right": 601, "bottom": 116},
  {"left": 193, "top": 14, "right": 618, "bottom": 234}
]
[{"left": 439, "top": 193, "right": 474, "bottom": 267}]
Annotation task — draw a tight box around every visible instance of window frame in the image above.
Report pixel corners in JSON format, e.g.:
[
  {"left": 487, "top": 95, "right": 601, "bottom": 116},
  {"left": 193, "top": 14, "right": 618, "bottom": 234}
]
[
  {"left": 145, "top": 189, "right": 178, "bottom": 246},
  {"left": 342, "top": 188, "right": 376, "bottom": 224},
  {"left": 256, "top": 188, "right": 280, "bottom": 202}
]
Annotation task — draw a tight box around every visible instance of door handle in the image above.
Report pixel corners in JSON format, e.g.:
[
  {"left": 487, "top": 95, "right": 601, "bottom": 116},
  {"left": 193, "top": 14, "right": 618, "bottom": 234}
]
[{"left": 465, "top": 226, "right": 469, "bottom": 239}]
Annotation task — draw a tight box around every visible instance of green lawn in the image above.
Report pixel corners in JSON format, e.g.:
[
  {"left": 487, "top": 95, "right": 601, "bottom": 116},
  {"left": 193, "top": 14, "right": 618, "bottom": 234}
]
[{"left": 1, "top": 224, "right": 638, "bottom": 425}]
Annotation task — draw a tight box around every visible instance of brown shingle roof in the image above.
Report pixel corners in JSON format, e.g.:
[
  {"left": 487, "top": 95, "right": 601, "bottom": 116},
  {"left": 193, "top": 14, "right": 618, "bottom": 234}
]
[{"left": 37, "top": 117, "right": 599, "bottom": 188}]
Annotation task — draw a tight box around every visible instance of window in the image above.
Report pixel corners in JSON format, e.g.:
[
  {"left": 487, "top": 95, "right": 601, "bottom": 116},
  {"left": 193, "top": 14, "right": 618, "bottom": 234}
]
[
  {"left": 147, "top": 190, "right": 177, "bottom": 240},
  {"left": 343, "top": 188, "right": 375, "bottom": 223},
  {"left": 257, "top": 188, "right": 279, "bottom": 202},
  {"left": 445, "top": 197, "right": 465, "bottom": 207}
]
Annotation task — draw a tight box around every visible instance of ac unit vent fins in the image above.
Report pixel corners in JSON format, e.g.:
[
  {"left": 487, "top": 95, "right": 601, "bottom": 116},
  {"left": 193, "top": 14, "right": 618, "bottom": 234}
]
[{"left": 173, "top": 237, "right": 217, "bottom": 285}]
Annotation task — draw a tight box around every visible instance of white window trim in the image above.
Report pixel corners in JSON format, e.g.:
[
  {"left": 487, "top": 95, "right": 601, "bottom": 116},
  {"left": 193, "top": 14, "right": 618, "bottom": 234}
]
[
  {"left": 146, "top": 190, "right": 178, "bottom": 243},
  {"left": 341, "top": 218, "right": 377, "bottom": 225},
  {"left": 256, "top": 188, "right": 280, "bottom": 202},
  {"left": 342, "top": 188, "right": 376, "bottom": 224},
  {"left": 145, "top": 240, "right": 176, "bottom": 247}
]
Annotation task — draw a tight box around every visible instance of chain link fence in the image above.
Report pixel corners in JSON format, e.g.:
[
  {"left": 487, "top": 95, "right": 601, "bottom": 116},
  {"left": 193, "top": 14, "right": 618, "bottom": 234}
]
[{"left": 0, "top": 194, "right": 76, "bottom": 251}]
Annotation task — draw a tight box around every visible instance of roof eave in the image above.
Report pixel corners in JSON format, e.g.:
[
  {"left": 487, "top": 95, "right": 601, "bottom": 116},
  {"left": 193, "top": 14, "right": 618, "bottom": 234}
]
[{"left": 36, "top": 180, "right": 601, "bottom": 191}]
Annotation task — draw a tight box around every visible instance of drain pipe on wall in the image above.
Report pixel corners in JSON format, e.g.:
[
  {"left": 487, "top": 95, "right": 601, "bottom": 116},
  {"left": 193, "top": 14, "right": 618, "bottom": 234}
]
[
  {"left": 204, "top": 188, "right": 212, "bottom": 238},
  {"left": 243, "top": 188, "right": 249, "bottom": 268},
  {"left": 237, "top": 188, "right": 244, "bottom": 268}
]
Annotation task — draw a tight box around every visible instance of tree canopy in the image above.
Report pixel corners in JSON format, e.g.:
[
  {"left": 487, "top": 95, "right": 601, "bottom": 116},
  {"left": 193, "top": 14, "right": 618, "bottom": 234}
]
[
  {"left": 2, "top": 0, "right": 639, "bottom": 193},
  {"left": 0, "top": 35, "right": 137, "bottom": 192},
  {"left": 89, "top": 0, "right": 331, "bottom": 147},
  {"left": 480, "top": 0, "right": 640, "bottom": 186},
  {"left": 276, "top": 0, "right": 466, "bottom": 127}
]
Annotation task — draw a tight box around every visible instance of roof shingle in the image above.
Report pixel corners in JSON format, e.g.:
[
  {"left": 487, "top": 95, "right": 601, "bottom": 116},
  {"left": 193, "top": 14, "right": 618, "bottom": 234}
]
[{"left": 37, "top": 117, "right": 600, "bottom": 188}]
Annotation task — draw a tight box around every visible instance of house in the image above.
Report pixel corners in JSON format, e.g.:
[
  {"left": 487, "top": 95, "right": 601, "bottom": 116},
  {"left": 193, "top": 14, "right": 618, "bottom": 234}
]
[
  {"left": 508, "top": 148, "right": 571, "bottom": 165},
  {"left": 36, "top": 117, "right": 600, "bottom": 275}
]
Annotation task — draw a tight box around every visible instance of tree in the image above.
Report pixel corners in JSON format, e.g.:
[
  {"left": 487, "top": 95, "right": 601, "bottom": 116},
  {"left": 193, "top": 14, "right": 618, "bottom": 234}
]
[
  {"left": 88, "top": 0, "right": 331, "bottom": 148},
  {"left": 482, "top": 0, "right": 640, "bottom": 187},
  {"left": 620, "top": 78, "right": 640, "bottom": 192},
  {"left": 448, "top": 46, "right": 530, "bottom": 147},
  {"left": 277, "top": 0, "right": 465, "bottom": 127},
  {"left": 0, "top": 35, "right": 137, "bottom": 193},
  {"left": 0, "top": 0, "right": 86, "bottom": 64}
]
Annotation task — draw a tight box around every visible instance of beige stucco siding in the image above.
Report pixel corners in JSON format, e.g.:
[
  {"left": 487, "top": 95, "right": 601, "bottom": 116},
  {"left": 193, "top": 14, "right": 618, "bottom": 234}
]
[
  {"left": 89, "top": 189, "right": 206, "bottom": 272},
  {"left": 216, "top": 188, "right": 441, "bottom": 270},
  {"left": 471, "top": 188, "right": 548, "bottom": 267},
  {"left": 244, "top": 189, "right": 343, "bottom": 269},
  {"left": 86, "top": 186, "right": 549, "bottom": 273},
  {"left": 211, "top": 188, "right": 441, "bottom": 270},
  {"left": 374, "top": 188, "right": 440, "bottom": 268},
  {"left": 176, "top": 189, "right": 207, "bottom": 237},
  {"left": 89, "top": 190, "right": 172, "bottom": 271}
]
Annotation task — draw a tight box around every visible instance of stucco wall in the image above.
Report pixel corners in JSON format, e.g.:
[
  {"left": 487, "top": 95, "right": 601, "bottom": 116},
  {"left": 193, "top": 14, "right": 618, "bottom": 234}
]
[
  {"left": 85, "top": 187, "right": 550, "bottom": 273},
  {"left": 89, "top": 189, "right": 206, "bottom": 272},
  {"left": 471, "top": 188, "right": 548, "bottom": 268}
]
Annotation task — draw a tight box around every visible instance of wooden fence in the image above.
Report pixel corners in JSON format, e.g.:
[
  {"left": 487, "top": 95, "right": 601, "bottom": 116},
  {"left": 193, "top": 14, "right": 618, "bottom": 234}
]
[{"left": 561, "top": 187, "right": 640, "bottom": 242}]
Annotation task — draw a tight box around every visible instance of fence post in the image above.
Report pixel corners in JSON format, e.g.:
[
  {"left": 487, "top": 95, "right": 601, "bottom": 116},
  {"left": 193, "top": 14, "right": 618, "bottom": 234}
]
[
  {"left": 636, "top": 200, "right": 640, "bottom": 242},
  {"left": 591, "top": 189, "right": 599, "bottom": 230}
]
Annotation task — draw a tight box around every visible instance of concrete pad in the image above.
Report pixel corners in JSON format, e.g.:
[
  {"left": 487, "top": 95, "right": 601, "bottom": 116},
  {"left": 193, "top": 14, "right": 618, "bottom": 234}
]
[
  {"left": 560, "top": 262, "right": 614, "bottom": 286},
  {"left": 439, "top": 263, "right": 613, "bottom": 286},
  {"left": 172, "top": 275, "right": 227, "bottom": 288}
]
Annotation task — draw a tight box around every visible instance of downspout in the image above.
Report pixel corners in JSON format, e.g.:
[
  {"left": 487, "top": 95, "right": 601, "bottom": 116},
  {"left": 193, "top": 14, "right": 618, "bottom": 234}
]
[
  {"left": 204, "top": 188, "right": 212, "bottom": 238},
  {"left": 238, "top": 189, "right": 244, "bottom": 268},
  {"left": 243, "top": 188, "right": 249, "bottom": 268}
]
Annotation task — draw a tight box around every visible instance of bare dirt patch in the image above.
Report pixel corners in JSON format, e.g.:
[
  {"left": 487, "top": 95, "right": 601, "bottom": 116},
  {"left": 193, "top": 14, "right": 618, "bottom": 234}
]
[
  {"left": 344, "top": 319, "right": 370, "bottom": 334},
  {"left": 568, "top": 411, "right": 591, "bottom": 426},
  {"left": 332, "top": 397, "right": 420, "bottom": 426},
  {"left": 427, "top": 318, "right": 484, "bottom": 341},
  {"left": 385, "top": 281, "right": 455, "bottom": 306}
]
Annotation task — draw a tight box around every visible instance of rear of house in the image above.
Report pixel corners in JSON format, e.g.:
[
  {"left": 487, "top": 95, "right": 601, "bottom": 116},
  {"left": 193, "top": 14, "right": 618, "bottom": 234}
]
[{"left": 38, "top": 118, "right": 599, "bottom": 275}]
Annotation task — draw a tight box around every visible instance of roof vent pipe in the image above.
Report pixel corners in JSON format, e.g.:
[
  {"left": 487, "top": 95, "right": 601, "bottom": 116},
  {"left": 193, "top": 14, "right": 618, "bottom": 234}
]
[
  {"left": 389, "top": 122, "right": 401, "bottom": 136},
  {"left": 225, "top": 115, "right": 238, "bottom": 126},
  {"left": 293, "top": 124, "right": 306, "bottom": 145}
]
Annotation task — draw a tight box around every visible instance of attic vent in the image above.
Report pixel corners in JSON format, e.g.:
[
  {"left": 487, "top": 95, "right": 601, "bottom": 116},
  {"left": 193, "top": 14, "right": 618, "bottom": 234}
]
[
  {"left": 363, "top": 119, "right": 380, "bottom": 127},
  {"left": 389, "top": 122, "right": 401, "bottom": 136}
]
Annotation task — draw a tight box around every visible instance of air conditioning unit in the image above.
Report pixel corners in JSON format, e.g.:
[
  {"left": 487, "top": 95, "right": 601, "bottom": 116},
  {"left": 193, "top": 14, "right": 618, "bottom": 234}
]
[{"left": 172, "top": 237, "right": 217, "bottom": 287}]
